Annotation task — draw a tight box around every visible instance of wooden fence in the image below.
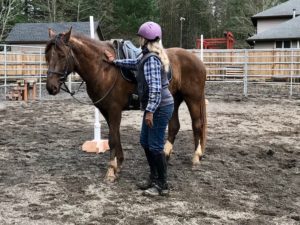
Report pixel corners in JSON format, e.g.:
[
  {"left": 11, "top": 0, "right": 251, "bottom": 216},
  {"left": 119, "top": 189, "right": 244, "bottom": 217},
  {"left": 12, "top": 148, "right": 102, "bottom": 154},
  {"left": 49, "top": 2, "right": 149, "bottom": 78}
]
[
  {"left": 193, "top": 49, "right": 300, "bottom": 81},
  {"left": 1, "top": 48, "right": 300, "bottom": 81},
  {"left": 0, "top": 52, "right": 47, "bottom": 77}
]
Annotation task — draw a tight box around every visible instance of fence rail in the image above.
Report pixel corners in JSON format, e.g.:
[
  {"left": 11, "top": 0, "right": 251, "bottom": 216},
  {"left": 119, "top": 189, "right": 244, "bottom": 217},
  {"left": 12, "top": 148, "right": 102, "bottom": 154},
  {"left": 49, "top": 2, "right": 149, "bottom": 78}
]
[
  {"left": 0, "top": 44, "right": 299, "bottom": 100},
  {"left": 192, "top": 49, "right": 300, "bottom": 81}
]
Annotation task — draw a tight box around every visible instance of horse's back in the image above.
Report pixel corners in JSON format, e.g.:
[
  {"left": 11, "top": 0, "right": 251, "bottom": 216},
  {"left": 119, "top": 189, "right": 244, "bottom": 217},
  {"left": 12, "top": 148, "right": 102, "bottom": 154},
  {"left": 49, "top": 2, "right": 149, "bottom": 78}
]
[{"left": 166, "top": 48, "right": 206, "bottom": 96}]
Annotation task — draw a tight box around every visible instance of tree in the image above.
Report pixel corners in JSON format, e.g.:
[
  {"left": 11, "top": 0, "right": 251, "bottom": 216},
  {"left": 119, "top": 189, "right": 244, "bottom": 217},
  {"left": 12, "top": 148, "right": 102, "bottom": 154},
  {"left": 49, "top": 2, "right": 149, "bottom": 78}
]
[
  {"left": 222, "top": 0, "right": 287, "bottom": 48},
  {"left": 16, "top": 0, "right": 114, "bottom": 39},
  {"left": 0, "top": 0, "right": 289, "bottom": 46},
  {"left": 0, "top": 0, "right": 22, "bottom": 41},
  {"left": 111, "top": 0, "right": 159, "bottom": 42},
  {"left": 158, "top": 0, "right": 212, "bottom": 48}
]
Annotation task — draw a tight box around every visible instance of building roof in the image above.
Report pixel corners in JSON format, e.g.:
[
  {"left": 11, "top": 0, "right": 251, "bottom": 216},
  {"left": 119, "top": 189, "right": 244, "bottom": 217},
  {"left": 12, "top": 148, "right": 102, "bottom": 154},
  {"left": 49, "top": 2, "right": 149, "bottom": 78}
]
[
  {"left": 247, "top": 15, "right": 300, "bottom": 43},
  {"left": 251, "top": 0, "right": 300, "bottom": 26},
  {"left": 5, "top": 22, "right": 104, "bottom": 44}
]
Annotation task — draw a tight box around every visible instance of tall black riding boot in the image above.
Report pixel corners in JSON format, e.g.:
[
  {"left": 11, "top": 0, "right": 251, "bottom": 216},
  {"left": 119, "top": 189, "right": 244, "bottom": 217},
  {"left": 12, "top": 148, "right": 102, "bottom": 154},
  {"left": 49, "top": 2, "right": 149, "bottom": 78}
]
[
  {"left": 136, "top": 148, "right": 158, "bottom": 190},
  {"left": 143, "top": 151, "right": 169, "bottom": 197}
]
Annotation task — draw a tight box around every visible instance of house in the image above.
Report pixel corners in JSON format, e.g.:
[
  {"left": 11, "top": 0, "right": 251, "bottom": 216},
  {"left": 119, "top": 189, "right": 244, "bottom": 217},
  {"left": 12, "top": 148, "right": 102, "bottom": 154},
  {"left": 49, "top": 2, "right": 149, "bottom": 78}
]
[
  {"left": 247, "top": 0, "right": 300, "bottom": 49},
  {"left": 5, "top": 22, "right": 104, "bottom": 51}
]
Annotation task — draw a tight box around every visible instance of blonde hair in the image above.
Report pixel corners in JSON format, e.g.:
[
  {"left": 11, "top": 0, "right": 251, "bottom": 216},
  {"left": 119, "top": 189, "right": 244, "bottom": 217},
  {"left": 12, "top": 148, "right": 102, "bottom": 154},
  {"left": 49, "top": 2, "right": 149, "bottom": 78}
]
[{"left": 141, "top": 38, "right": 170, "bottom": 72}]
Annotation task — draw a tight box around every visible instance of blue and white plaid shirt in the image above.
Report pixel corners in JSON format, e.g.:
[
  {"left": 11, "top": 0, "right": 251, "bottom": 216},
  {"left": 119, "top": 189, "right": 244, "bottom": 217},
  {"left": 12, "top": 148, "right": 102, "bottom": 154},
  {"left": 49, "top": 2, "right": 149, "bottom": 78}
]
[{"left": 114, "top": 56, "right": 162, "bottom": 113}]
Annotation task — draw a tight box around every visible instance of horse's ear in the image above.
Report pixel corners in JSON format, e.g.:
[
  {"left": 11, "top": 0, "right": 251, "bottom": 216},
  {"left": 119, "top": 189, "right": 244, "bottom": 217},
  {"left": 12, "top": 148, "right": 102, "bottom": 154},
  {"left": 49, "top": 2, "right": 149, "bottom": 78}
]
[
  {"left": 48, "top": 28, "right": 56, "bottom": 39},
  {"left": 64, "top": 27, "right": 72, "bottom": 42}
]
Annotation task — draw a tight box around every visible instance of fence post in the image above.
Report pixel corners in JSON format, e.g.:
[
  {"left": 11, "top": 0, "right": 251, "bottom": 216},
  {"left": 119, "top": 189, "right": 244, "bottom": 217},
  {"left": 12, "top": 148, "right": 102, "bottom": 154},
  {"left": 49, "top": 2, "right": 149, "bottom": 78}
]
[
  {"left": 68, "top": 74, "right": 72, "bottom": 92},
  {"left": 200, "top": 34, "right": 204, "bottom": 61},
  {"left": 39, "top": 48, "right": 42, "bottom": 100},
  {"left": 243, "top": 49, "right": 248, "bottom": 97},
  {"left": 4, "top": 45, "right": 7, "bottom": 96},
  {"left": 290, "top": 49, "right": 294, "bottom": 97}
]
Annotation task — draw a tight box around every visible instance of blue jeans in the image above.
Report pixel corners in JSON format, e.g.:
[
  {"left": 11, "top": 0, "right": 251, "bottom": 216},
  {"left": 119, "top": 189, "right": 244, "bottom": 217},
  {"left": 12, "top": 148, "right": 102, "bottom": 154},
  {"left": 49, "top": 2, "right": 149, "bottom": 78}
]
[{"left": 140, "top": 104, "right": 174, "bottom": 153}]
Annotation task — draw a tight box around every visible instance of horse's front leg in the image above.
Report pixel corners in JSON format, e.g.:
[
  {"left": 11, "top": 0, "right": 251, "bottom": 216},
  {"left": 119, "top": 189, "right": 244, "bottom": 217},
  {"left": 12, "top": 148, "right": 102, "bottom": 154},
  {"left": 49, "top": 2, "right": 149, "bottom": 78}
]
[{"left": 104, "top": 111, "right": 123, "bottom": 183}]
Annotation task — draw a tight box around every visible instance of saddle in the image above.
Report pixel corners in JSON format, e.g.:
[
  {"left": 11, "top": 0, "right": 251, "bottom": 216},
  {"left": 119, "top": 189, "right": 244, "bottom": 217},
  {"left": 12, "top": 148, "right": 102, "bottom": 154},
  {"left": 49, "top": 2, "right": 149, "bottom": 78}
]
[
  {"left": 113, "top": 40, "right": 141, "bottom": 83},
  {"left": 113, "top": 40, "right": 141, "bottom": 109}
]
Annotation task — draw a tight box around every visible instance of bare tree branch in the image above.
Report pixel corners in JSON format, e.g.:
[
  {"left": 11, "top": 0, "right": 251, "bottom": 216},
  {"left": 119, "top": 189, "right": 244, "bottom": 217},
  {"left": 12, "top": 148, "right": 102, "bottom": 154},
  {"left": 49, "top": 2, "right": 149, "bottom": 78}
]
[{"left": 0, "top": 0, "right": 20, "bottom": 41}]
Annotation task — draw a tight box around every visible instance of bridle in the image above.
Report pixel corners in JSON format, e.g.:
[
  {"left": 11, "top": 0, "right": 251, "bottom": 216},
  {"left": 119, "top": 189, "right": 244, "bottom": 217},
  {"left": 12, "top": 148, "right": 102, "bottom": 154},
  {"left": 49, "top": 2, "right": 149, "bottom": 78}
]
[
  {"left": 46, "top": 34, "right": 118, "bottom": 105},
  {"left": 46, "top": 34, "right": 78, "bottom": 95}
]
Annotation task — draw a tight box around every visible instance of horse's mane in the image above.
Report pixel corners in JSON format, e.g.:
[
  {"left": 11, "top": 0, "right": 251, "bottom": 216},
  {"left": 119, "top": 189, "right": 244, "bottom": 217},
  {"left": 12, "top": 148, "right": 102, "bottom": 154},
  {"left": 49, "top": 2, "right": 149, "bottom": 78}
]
[
  {"left": 45, "top": 32, "right": 113, "bottom": 58},
  {"left": 71, "top": 33, "right": 112, "bottom": 50}
]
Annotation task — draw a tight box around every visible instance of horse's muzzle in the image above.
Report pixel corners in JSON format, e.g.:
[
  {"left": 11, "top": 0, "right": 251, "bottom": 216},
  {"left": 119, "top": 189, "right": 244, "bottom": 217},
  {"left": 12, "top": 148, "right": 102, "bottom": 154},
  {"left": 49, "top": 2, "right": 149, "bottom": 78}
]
[{"left": 46, "top": 83, "right": 60, "bottom": 95}]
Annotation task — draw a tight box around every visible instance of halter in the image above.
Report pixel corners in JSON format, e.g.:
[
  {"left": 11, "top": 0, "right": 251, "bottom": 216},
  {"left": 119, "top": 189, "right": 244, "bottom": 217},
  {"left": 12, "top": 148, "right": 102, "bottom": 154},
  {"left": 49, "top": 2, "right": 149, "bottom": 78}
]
[
  {"left": 46, "top": 34, "right": 87, "bottom": 96},
  {"left": 46, "top": 34, "right": 118, "bottom": 105}
]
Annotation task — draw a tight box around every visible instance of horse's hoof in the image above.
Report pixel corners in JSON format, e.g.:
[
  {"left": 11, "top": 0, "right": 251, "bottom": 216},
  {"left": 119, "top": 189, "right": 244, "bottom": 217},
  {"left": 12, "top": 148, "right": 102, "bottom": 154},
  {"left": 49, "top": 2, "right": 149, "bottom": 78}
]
[
  {"left": 104, "top": 175, "right": 117, "bottom": 183},
  {"left": 192, "top": 163, "right": 201, "bottom": 171},
  {"left": 192, "top": 156, "right": 201, "bottom": 166},
  {"left": 116, "top": 164, "right": 123, "bottom": 174},
  {"left": 104, "top": 168, "right": 117, "bottom": 183}
]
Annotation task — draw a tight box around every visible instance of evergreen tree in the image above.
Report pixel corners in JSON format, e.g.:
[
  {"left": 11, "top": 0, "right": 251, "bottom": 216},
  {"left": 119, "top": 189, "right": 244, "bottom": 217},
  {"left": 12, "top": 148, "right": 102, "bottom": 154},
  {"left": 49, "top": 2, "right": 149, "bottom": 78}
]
[{"left": 111, "top": 0, "right": 159, "bottom": 43}]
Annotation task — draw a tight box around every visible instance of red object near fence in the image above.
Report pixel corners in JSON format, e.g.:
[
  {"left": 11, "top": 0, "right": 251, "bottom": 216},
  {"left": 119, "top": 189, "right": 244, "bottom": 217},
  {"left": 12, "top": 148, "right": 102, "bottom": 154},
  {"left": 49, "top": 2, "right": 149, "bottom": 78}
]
[{"left": 196, "top": 32, "right": 235, "bottom": 49}]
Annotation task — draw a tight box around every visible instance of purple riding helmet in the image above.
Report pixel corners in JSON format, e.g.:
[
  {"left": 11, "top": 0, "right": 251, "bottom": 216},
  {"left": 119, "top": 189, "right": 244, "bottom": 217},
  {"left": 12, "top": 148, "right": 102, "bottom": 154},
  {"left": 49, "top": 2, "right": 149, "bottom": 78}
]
[{"left": 137, "top": 21, "right": 162, "bottom": 41}]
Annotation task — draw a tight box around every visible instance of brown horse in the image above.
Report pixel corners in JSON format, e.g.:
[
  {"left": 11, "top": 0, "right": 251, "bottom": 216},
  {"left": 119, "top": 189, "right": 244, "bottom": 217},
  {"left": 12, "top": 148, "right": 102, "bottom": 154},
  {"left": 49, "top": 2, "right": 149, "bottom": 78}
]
[{"left": 45, "top": 28, "right": 207, "bottom": 182}]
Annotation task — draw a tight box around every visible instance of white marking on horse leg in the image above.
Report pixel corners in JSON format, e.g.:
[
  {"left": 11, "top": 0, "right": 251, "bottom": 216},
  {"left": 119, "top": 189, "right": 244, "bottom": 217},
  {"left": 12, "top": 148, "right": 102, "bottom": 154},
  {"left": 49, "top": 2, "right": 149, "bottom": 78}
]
[
  {"left": 164, "top": 140, "right": 173, "bottom": 157},
  {"left": 192, "top": 140, "right": 202, "bottom": 165},
  {"left": 205, "top": 99, "right": 209, "bottom": 105},
  {"left": 105, "top": 157, "right": 117, "bottom": 182}
]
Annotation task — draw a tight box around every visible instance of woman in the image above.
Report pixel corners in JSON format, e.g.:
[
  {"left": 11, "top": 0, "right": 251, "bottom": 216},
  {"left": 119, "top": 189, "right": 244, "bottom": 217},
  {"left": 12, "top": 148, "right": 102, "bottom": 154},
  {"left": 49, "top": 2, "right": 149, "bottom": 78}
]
[{"left": 105, "top": 21, "right": 174, "bottom": 197}]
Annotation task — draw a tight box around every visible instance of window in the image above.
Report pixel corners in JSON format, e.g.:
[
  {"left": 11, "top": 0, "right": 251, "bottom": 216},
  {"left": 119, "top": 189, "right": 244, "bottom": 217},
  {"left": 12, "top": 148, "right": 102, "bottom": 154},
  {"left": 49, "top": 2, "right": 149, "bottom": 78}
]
[
  {"left": 275, "top": 41, "right": 282, "bottom": 48},
  {"left": 275, "top": 41, "right": 293, "bottom": 49},
  {"left": 292, "top": 41, "right": 298, "bottom": 48},
  {"left": 284, "top": 41, "right": 291, "bottom": 48}
]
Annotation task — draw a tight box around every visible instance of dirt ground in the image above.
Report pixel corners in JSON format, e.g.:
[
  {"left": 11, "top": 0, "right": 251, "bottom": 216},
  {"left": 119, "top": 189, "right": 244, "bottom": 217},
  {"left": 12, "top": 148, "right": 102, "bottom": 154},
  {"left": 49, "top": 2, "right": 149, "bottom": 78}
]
[{"left": 0, "top": 90, "right": 299, "bottom": 225}]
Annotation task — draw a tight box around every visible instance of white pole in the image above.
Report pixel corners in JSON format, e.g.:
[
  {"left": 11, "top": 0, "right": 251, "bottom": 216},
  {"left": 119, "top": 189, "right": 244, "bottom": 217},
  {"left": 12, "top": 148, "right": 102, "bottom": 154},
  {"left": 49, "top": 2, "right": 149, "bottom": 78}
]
[
  {"left": 200, "top": 34, "right": 204, "bottom": 61},
  {"left": 290, "top": 50, "right": 294, "bottom": 97},
  {"left": 180, "top": 17, "right": 185, "bottom": 48},
  {"left": 68, "top": 74, "right": 72, "bottom": 92},
  {"left": 4, "top": 45, "right": 7, "bottom": 95},
  {"left": 89, "top": 16, "right": 101, "bottom": 141},
  {"left": 244, "top": 49, "right": 248, "bottom": 97},
  {"left": 39, "top": 48, "right": 42, "bottom": 100}
]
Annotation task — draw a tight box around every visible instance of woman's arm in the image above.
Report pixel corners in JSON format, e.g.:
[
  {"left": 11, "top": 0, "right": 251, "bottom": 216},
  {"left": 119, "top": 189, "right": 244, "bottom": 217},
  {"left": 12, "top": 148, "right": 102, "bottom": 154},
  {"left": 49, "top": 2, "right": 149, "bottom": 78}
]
[
  {"left": 113, "top": 58, "right": 139, "bottom": 70},
  {"left": 144, "top": 56, "right": 162, "bottom": 113},
  {"left": 104, "top": 50, "right": 139, "bottom": 70}
]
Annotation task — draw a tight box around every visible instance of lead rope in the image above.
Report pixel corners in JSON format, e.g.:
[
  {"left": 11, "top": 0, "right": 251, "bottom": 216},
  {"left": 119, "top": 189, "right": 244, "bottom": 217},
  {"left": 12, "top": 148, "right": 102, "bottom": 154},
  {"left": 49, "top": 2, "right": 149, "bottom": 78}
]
[
  {"left": 61, "top": 70, "right": 118, "bottom": 106},
  {"left": 59, "top": 43, "right": 118, "bottom": 106}
]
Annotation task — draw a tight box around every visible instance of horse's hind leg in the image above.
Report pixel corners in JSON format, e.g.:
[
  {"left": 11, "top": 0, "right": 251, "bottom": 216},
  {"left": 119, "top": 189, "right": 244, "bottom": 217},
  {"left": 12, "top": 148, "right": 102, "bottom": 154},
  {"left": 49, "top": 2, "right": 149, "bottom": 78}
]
[
  {"left": 185, "top": 97, "right": 207, "bottom": 166},
  {"left": 164, "top": 94, "right": 183, "bottom": 159}
]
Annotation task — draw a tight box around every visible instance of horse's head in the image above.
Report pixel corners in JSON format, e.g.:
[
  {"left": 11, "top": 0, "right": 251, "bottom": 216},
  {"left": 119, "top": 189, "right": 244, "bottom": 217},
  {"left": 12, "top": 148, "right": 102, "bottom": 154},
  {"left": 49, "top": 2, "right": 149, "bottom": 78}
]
[{"left": 45, "top": 27, "right": 75, "bottom": 95}]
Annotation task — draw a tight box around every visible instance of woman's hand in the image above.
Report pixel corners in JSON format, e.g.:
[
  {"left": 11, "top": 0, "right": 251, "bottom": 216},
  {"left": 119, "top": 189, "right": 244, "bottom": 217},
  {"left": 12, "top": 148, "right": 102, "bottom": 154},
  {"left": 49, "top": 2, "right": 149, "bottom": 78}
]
[
  {"left": 145, "top": 112, "right": 153, "bottom": 128},
  {"left": 104, "top": 50, "right": 115, "bottom": 62}
]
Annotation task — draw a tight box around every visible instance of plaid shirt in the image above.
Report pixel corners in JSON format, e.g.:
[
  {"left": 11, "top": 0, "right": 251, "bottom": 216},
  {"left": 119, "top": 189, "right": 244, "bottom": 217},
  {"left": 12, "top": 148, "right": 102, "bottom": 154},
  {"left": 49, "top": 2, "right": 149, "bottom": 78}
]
[{"left": 114, "top": 56, "right": 162, "bottom": 113}]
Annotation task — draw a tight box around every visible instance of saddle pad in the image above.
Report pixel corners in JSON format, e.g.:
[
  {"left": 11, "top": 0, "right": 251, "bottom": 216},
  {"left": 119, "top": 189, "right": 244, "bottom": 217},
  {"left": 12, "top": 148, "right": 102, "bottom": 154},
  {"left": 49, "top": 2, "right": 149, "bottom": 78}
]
[{"left": 113, "top": 40, "right": 140, "bottom": 83}]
